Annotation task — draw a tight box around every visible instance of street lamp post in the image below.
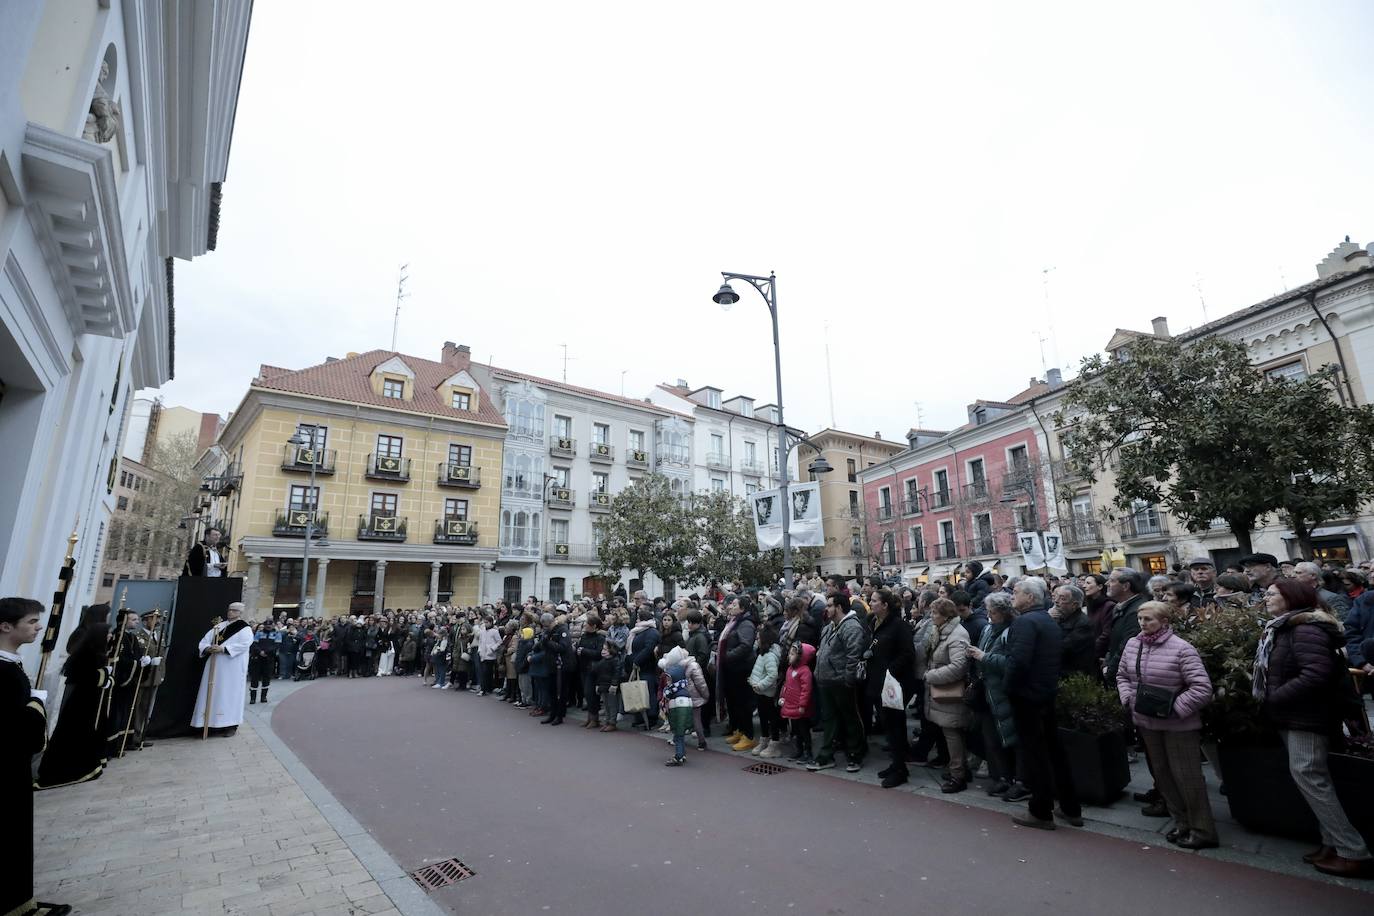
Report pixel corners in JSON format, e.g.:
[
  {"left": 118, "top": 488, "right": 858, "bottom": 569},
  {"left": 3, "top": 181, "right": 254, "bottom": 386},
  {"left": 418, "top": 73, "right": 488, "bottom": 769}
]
[
  {"left": 287, "top": 432, "right": 318, "bottom": 614},
  {"left": 713, "top": 272, "right": 833, "bottom": 586}
]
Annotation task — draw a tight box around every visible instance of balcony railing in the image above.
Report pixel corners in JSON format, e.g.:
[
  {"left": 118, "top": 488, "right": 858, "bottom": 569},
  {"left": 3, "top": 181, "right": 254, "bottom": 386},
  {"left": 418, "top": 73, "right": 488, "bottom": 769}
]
[
  {"left": 548, "top": 487, "right": 575, "bottom": 509},
  {"left": 281, "top": 444, "right": 336, "bottom": 475},
  {"left": 902, "top": 496, "right": 923, "bottom": 516},
  {"left": 875, "top": 504, "right": 895, "bottom": 521},
  {"left": 878, "top": 552, "right": 897, "bottom": 567},
  {"left": 1062, "top": 519, "right": 1103, "bottom": 548},
  {"left": 357, "top": 515, "right": 408, "bottom": 541},
  {"left": 929, "top": 489, "right": 952, "bottom": 510},
  {"left": 740, "top": 459, "right": 767, "bottom": 477},
  {"left": 588, "top": 491, "right": 612, "bottom": 513},
  {"left": 961, "top": 481, "right": 991, "bottom": 503},
  {"left": 433, "top": 518, "right": 478, "bottom": 545},
  {"left": 966, "top": 535, "right": 997, "bottom": 557},
  {"left": 437, "top": 463, "right": 481, "bottom": 489},
  {"left": 366, "top": 454, "right": 411, "bottom": 482},
  {"left": 1051, "top": 458, "right": 1085, "bottom": 483},
  {"left": 1119, "top": 514, "right": 1168, "bottom": 540},
  {"left": 1002, "top": 466, "right": 1034, "bottom": 495},
  {"left": 849, "top": 544, "right": 865, "bottom": 557},
  {"left": 656, "top": 446, "right": 690, "bottom": 468},
  {"left": 211, "top": 462, "right": 242, "bottom": 496},
  {"left": 705, "top": 451, "right": 730, "bottom": 471},
  {"left": 273, "top": 510, "right": 328, "bottom": 538},
  {"left": 546, "top": 543, "right": 601, "bottom": 564},
  {"left": 627, "top": 449, "right": 650, "bottom": 469},
  {"left": 905, "top": 545, "right": 927, "bottom": 563},
  {"left": 589, "top": 442, "right": 615, "bottom": 463},
  {"left": 934, "top": 541, "right": 960, "bottom": 560},
  {"left": 550, "top": 437, "right": 576, "bottom": 458}
]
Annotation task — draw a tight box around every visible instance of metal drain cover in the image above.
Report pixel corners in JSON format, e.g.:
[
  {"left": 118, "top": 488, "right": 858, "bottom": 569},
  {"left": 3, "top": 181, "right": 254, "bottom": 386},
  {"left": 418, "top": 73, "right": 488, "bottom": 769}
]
[
  {"left": 744, "top": 762, "right": 788, "bottom": 775},
  {"left": 410, "top": 857, "right": 475, "bottom": 890}
]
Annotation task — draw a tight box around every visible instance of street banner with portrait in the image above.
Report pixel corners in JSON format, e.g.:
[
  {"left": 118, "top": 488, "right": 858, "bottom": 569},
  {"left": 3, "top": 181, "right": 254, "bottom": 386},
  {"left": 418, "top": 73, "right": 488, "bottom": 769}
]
[
  {"left": 787, "top": 482, "right": 824, "bottom": 548},
  {"left": 1016, "top": 530, "right": 1045, "bottom": 570},
  {"left": 1041, "top": 528, "right": 1066, "bottom": 573},
  {"left": 751, "top": 488, "right": 783, "bottom": 549}
]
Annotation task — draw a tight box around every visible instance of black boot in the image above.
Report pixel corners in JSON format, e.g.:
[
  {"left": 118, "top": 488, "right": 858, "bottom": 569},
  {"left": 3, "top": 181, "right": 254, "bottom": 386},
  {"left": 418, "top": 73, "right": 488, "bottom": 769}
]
[
  {"left": 260, "top": 688, "right": 268, "bottom": 704},
  {"left": 249, "top": 688, "right": 257, "bottom": 704}
]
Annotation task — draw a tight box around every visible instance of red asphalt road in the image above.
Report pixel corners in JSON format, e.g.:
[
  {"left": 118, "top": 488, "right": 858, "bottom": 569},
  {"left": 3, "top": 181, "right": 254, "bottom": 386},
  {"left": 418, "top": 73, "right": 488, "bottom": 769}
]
[{"left": 273, "top": 677, "right": 1366, "bottom": 916}]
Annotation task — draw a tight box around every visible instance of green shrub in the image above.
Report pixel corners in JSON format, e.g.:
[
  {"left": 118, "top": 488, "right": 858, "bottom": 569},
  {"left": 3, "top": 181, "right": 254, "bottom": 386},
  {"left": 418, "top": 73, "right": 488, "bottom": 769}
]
[
  {"left": 1056, "top": 673, "right": 1124, "bottom": 736},
  {"left": 1178, "top": 604, "right": 1274, "bottom": 745}
]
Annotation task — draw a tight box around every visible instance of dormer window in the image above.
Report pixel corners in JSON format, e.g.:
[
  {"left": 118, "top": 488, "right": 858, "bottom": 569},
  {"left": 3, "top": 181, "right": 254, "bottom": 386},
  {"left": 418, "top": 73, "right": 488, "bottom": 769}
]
[
  {"left": 382, "top": 378, "right": 404, "bottom": 399},
  {"left": 706, "top": 391, "right": 720, "bottom": 409},
  {"left": 452, "top": 390, "right": 471, "bottom": 411}
]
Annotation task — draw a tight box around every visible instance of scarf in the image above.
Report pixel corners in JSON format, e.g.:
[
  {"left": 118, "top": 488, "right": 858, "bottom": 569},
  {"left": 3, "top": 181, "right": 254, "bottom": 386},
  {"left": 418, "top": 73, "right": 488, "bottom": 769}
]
[
  {"left": 1252, "top": 613, "right": 1288, "bottom": 700},
  {"left": 715, "top": 616, "right": 740, "bottom": 714},
  {"left": 1137, "top": 625, "right": 1172, "bottom": 646},
  {"left": 625, "top": 620, "right": 654, "bottom": 672}
]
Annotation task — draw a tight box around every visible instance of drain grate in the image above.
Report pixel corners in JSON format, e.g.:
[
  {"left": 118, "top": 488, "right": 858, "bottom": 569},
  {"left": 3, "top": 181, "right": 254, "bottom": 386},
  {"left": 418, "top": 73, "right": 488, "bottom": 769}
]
[
  {"left": 744, "top": 762, "right": 788, "bottom": 775},
  {"left": 410, "top": 857, "right": 475, "bottom": 890}
]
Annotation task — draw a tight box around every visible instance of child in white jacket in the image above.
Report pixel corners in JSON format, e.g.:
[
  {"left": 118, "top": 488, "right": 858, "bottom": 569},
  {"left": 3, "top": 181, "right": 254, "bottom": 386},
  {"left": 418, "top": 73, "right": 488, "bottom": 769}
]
[{"left": 747, "top": 625, "right": 784, "bottom": 757}]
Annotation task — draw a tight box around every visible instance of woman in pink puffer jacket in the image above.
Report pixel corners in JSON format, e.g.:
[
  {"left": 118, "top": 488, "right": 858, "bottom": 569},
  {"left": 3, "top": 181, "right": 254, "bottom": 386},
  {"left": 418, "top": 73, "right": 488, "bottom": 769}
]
[{"left": 1116, "top": 601, "right": 1216, "bottom": 850}]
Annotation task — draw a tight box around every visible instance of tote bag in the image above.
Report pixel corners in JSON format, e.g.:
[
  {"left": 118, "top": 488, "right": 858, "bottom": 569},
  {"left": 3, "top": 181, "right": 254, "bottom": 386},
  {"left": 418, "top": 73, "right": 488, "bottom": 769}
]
[
  {"left": 620, "top": 666, "right": 650, "bottom": 713},
  {"left": 880, "top": 670, "right": 905, "bottom": 710}
]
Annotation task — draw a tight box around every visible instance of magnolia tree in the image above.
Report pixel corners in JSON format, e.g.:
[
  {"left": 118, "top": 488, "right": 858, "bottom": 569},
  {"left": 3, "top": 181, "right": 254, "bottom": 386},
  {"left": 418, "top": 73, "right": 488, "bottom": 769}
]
[{"left": 1057, "top": 336, "right": 1374, "bottom": 556}]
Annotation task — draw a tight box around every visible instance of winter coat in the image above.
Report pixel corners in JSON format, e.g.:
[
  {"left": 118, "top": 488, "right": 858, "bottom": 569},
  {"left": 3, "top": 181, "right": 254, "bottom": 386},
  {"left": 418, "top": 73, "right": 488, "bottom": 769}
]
[
  {"left": 962, "top": 573, "right": 993, "bottom": 610},
  {"left": 626, "top": 623, "right": 661, "bottom": 677},
  {"left": 720, "top": 614, "right": 757, "bottom": 680},
  {"left": 1345, "top": 593, "right": 1374, "bottom": 667},
  {"left": 576, "top": 631, "right": 606, "bottom": 671},
  {"left": 778, "top": 615, "right": 820, "bottom": 662},
  {"left": 515, "top": 633, "right": 532, "bottom": 674},
  {"left": 527, "top": 635, "right": 551, "bottom": 678},
  {"left": 659, "top": 646, "right": 709, "bottom": 707},
  {"left": 748, "top": 644, "right": 782, "bottom": 697},
  {"left": 973, "top": 620, "right": 1016, "bottom": 748},
  {"left": 911, "top": 614, "right": 935, "bottom": 680},
  {"left": 959, "top": 608, "right": 989, "bottom": 649},
  {"left": 685, "top": 627, "right": 712, "bottom": 671},
  {"left": 400, "top": 637, "right": 418, "bottom": 663},
  {"left": 1057, "top": 609, "right": 1098, "bottom": 679},
  {"left": 1115, "top": 630, "right": 1212, "bottom": 731},
  {"left": 1261, "top": 609, "right": 1347, "bottom": 735},
  {"left": 606, "top": 623, "right": 630, "bottom": 652},
  {"left": 1101, "top": 594, "right": 1145, "bottom": 684},
  {"left": 593, "top": 654, "right": 623, "bottom": 689},
  {"left": 1086, "top": 594, "right": 1116, "bottom": 647},
  {"left": 923, "top": 618, "right": 971, "bottom": 729},
  {"left": 815, "top": 610, "right": 866, "bottom": 686},
  {"left": 780, "top": 644, "right": 818, "bottom": 719},
  {"left": 503, "top": 636, "right": 518, "bottom": 677},
  {"left": 1005, "top": 608, "right": 1061, "bottom": 705},
  {"left": 477, "top": 627, "right": 502, "bottom": 662},
  {"left": 864, "top": 611, "right": 916, "bottom": 705}
]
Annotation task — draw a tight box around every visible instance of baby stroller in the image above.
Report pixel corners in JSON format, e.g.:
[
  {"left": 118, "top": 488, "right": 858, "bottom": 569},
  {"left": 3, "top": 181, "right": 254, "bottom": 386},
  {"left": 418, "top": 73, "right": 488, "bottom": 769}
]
[{"left": 294, "top": 640, "right": 317, "bottom": 681}]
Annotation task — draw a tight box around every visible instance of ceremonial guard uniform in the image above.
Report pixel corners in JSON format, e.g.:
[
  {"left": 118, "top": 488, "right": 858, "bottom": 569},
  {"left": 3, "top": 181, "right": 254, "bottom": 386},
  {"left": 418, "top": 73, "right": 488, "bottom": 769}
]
[
  {"left": 248, "top": 626, "right": 277, "bottom": 704},
  {"left": 128, "top": 611, "right": 165, "bottom": 750},
  {"left": 104, "top": 616, "right": 143, "bottom": 759},
  {"left": 2, "top": 647, "right": 58, "bottom": 916}
]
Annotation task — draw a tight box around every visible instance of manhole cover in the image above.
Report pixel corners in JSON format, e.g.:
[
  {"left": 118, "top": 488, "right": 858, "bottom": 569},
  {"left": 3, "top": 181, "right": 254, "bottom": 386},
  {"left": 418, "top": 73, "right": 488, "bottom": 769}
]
[
  {"left": 744, "top": 762, "right": 788, "bottom": 775},
  {"left": 410, "top": 857, "right": 475, "bottom": 890}
]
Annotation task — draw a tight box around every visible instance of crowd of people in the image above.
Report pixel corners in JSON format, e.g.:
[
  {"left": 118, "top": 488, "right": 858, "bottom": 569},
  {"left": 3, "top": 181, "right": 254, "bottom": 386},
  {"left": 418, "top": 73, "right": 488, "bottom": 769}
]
[{"left": 242, "top": 553, "right": 1374, "bottom": 880}]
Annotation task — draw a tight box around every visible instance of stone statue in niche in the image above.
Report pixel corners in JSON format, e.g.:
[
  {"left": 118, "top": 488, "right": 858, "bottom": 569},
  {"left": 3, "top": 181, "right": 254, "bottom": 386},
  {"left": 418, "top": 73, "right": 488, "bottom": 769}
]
[{"left": 83, "top": 61, "right": 121, "bottom": 144}]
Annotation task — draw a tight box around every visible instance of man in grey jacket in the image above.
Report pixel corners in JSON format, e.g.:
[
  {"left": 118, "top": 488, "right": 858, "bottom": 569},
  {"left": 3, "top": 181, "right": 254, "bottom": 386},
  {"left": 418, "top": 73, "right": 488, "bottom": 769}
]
[{"left": 807, "top": 593, "right": 868, "bottom": 773}]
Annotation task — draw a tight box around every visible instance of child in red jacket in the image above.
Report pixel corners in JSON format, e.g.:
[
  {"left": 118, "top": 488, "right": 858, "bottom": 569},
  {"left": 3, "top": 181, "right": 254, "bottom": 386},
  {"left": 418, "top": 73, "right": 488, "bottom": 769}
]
[{"left": 779, "top": 642, "right": 816, "bottom": 764}]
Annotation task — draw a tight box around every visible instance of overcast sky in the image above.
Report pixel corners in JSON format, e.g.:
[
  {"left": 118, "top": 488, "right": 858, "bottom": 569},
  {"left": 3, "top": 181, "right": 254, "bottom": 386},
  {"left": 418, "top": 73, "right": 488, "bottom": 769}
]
[{"left": 161, "top": 0, "right": 1374, "bottom": 439}]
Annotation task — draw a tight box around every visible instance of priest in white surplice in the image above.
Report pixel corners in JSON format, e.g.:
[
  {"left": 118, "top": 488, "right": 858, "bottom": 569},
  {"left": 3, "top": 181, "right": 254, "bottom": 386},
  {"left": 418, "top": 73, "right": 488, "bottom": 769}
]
[{"left": 191, "top": 602, "right": 254, "bottom": 736}]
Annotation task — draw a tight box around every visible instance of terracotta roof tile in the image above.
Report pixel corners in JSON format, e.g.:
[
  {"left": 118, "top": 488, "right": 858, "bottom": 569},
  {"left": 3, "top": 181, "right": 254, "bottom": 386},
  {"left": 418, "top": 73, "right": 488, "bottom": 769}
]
[{"left": 252, "top": 349, "right": 507, "bottom": 427}]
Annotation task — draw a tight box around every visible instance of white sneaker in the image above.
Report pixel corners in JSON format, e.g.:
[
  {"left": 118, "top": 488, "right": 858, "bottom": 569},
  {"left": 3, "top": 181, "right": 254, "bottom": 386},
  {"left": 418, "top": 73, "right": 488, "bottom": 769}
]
[
  {"left": 431, "top": 684, "right": 443, "bottom": 689},
  {"left": 752, "top": 738, "right": 770, "bottom": 756},
  {"left": 760, "top": 743, "right": 783, "bottom": 758}
]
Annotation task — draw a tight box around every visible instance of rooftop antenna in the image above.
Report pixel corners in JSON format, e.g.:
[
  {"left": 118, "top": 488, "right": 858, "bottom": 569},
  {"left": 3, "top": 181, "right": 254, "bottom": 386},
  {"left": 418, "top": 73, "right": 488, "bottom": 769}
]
[
  {"left": 620, "top": 370, "right": 628, "bottom": 397},
  {"left": 1194, "top": 273, "right": 1209, "bottom": 323},
  {"left": 912, "top": 400, "right": 925, "bottom": 430},
  {"left": 559, "top": 344, "right": 576, "bottom": 382},
  {"left": 1037, "top": 333, "right": 1051, "bottom": 376},
  {"left": 823, "top": 322, "right": 837, "bottom": 428},
  {"left": 1041, "top": 266, "right": 1061, "bottom": 370},
  {"left": 390, "top": 264, "right": 409, "bottom": 351}
]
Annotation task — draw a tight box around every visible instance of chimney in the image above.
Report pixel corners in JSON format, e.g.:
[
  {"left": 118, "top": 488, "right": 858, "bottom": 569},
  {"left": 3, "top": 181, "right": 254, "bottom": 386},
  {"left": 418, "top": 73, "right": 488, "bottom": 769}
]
[
  {"left": 1046, "top": 367, "right": 1063, "bottom": 388},
  {"left": 1151, "top": 317, "right": 1171, "bottom": 339},
  {"left": 441, "top": 342, "right": 459, "bottom": 366},
  {"left": 875, "top": 431, "right": 881, "bottom": 440},
  {"left": 676, "top": 378, "right": 689, "bottom": 388},
  {"left": 1029, "top": 377, "right": 1038, "bottom": 387}
]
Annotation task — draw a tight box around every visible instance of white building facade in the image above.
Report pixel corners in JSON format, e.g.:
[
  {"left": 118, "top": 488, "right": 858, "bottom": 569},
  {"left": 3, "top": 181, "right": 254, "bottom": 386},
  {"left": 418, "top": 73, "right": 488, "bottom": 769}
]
[
  {"left": 471, "top": 366, "right": 694, "bottom": 604},
  {"left": 1, "top": 0, "right": 251, "bottom": 686}
]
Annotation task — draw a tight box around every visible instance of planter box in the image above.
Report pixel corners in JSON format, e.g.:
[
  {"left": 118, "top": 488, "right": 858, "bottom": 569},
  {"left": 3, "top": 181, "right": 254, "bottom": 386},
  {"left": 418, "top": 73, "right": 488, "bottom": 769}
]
[
  {"left": 1329, "top": 752, "right": 1374, "bottom": 844},
  {"left": 1058, "top": 727, "right": 1130, "bottom": 806},
  {"left": 1217, "top": 743, "right": 1320, "bottom": 841}
]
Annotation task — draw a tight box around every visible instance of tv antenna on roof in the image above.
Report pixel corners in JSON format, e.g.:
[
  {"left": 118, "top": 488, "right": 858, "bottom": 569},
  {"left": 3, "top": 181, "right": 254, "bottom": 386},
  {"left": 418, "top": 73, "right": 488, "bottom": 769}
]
[
  {"left": 560, "top": 343, "right": 576, "bottom": 382},
  {"left": 391, "top": 264, "right": 409, "bottom": 351}
]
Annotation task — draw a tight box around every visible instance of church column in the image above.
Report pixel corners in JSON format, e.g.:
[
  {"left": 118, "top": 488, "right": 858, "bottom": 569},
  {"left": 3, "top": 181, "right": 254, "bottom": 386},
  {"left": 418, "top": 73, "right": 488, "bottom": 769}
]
[
  {"left": 373, "top": 559, "right": 387, "bottom": 614},
  {"left": 429, "top": 561, "right": 441, "bottom": 606},
  {"left": 314, "top": 558, "right": 330, "bottom": 616},
  {"left": 243, "top": 556, "right": 263, "bottom": 617}
]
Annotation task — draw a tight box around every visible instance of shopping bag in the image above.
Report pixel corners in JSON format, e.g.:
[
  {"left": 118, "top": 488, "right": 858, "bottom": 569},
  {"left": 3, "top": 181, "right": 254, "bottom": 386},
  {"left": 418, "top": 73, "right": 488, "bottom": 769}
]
[
  {"left": 880, "top": 670, "right": 904, "bottom": 710},
  {"left": 620, "top": 667, "right": 650, "bottom": 713}
]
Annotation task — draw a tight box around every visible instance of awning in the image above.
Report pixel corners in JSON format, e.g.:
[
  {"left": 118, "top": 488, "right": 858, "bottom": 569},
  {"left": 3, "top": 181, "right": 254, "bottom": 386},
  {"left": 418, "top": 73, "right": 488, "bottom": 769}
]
[
  {"left": 1280, "top": 525, "right": 1357, "bottom": 540},
  {"left": 927, "top": 564, "right": 954, "bottom": 580}
]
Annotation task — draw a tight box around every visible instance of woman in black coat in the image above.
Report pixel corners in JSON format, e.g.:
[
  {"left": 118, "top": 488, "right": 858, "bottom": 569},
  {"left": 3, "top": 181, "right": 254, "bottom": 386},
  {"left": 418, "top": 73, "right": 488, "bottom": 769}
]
[
  {"left": 865, "top": 588, "right": 916, "bottom": 788},
  {"left": 1255, "top": 579, "right": 1371, "bottom": 878},
  {"left": 36, "top": 605, "right": 112, "bottom": 789},
  {"left": 718, "top": 596, "right": 758, "bottom": 749}
]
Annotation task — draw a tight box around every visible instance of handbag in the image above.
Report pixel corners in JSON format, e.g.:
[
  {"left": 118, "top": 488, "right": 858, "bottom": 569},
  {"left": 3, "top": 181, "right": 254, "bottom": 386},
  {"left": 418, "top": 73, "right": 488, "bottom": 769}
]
[
  {"left": 460, "top": 652, "right": 471, "bottom": 662},
  {"left": 963, "top": 676, "right": 990, "bottom": 713},
  {"left": 880, "top": 671, "right": 904, "bottom": 710},
  {"left": 1132, "top": 642, "right": 1179, "bottom": 719},
  {"left": 619, "top": 666, "right": 650, "bottom": 713},
  {"left": 929, "top": 680, "right": 965, "bottom": 701}
]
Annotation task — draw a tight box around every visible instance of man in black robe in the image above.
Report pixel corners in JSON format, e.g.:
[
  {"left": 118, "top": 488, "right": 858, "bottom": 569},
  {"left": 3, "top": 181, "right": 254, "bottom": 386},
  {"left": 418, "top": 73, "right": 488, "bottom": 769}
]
[
  {"left": 2, "top": 596, "right": 72, "bottom": 915},
  {"left": 105, "top": 607, "right": 146, "bottom": 759}
]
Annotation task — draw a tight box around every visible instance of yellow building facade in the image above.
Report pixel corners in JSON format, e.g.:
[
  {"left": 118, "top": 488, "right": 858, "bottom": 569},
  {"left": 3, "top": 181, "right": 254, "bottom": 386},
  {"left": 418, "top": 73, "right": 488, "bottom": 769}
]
[
  {"left": 214, "top": 344, "right": 505, "bottom": 617},
  {"left": 809, "top": 429, "right": 905, "bottom": 578}
]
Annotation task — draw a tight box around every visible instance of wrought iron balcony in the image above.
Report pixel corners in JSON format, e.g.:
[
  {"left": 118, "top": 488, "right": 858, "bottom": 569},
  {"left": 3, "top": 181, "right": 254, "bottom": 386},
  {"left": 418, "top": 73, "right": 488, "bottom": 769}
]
[
  {"left": 357, "top": 514, "right": 408, "bottom": 541},
  {"left": 705, "top": 451, "right": 731, "bottom": 471},
  {"left": 1119, "top": 514, "right": 1168, "bottom": 540},
  {"left": 961, "top": 481, "right": 990, "bottom": 503},
  {"left": 905, "top": 546, "right": 927, "bottom": 563},
  {"left": 934, "top": 541, "right": 960, "bottom": 560},
  {"left": 929, "top": 489, "right": 953, "bottom": 510},
  {"left": 1002, "top": 466, "right": 1034, "bottom": 495},
  {"left": 366, "top": 454, "right": 411, "bottom": 482},
  {"left": 627, "top": 449, "right": 650, "bottom": 469},
  {"left": 966, "top": 535, "right": 997, "bottom": 557},
  {"left": 273, "top": 510, "right": 328, "bottom": 538},
  {"left": 589, "top": 491, "right": 612, "bottom": 513},
  {"left": 550, "top": 437, "right": 576, "bottom": 458},
  {"left": 656, "top": 446, "right": 690, "bottom": 468},
  {"left": 548, "top": 487, "right": 575, "bottom": 509},
  {"left": 589, "top": 443, "right": 615, "bottom": 463},
  {"left": 1052, "top": 458, "right": 1085, "bottom": 483},
  {"left": 875, "top": 504, "right": 895, "bottom": 521},
  {"left": 282, "top": 444, "right": 336, "bottom": 475},
  {"left": 433, "top": 517, "right": 478, "bottom": 545},
  {"left": 436, "top": 462, "right": 480, "bottom": 489},
  {"left": 1061, "top": 519, "right": 1103, "bottom": 547},
  {"left": 546, "top": 543, "right": 600, "bottom": 564},
  {"left": 740, "top": 460, "right": 766, "bottom": 477},
  {"left": 902, "top": 496, "right": 923, "bottom": 516}
]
